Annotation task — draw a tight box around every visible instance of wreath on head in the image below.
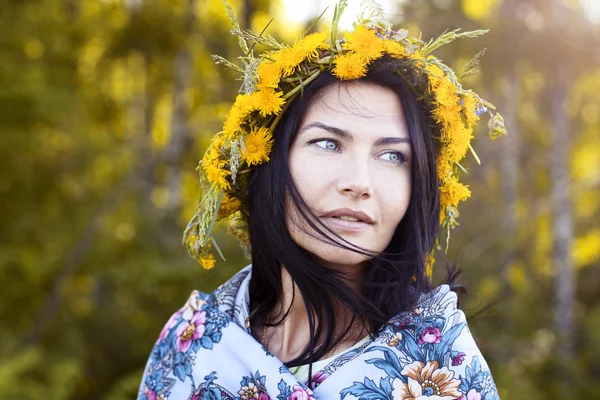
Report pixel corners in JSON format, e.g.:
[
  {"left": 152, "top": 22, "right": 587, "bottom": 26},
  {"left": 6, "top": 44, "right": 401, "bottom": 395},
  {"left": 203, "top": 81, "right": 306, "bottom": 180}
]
[{"left": 183, "top": 0, "right": 507, "bottom": 276}]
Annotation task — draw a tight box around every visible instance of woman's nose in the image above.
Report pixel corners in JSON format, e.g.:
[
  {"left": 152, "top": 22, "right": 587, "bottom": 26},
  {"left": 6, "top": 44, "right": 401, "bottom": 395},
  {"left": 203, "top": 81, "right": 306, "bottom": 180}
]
[{"left": 336, "top": 158, "right": 373, "bottom": 199}]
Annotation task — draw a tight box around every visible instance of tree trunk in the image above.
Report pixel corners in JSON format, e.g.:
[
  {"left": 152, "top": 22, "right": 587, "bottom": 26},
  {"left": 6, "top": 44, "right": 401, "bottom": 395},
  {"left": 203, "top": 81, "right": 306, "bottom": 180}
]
[
  {"left": 241, "top": 0, "right": 253, "bottom": 30},
  {"left": 164, "top": 0, "right": 197, "bottom": 225},
  {"left": 500, "top": 66, "right": 519, "bottom": 279},
  {"left": 497, "top": 65, "right": 520, "bottom": 364},
  {"left": 550, "top": 62, "right": 575, "bottom": 390},
  {"left": 138, "top": 54, "right": 157, "bottom": 219}
]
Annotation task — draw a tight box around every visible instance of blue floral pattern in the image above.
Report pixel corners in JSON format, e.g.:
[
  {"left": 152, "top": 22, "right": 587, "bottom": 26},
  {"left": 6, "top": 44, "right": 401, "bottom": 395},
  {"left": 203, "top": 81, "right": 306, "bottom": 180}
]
[{"left": 138, "top": 265, "right": 500, "bottom": 400}]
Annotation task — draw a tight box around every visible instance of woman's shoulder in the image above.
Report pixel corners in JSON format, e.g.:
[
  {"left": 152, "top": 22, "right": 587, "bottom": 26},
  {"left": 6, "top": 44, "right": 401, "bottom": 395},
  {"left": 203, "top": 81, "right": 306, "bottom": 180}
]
[
  {"left": 386, "top": 284, "right": 480, "bottom": 363},
  {"left": 204, "top": 264, "right": 252, "bottom": 304},
  {"left": 417, "top": 283, "right": 461, "bottom": 321},
  {"left": 375, "top": 284, "right": 500, "bottom": 400},
  {"left": 386, "top": 284, "right": 458, "bottom": 326}
]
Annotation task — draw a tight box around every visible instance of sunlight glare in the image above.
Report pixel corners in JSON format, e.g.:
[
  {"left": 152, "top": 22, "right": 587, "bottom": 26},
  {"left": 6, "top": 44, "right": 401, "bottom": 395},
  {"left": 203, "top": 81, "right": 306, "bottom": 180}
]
[
  {"left": 281, "top": 0, "right": 400, "bottom": 30},
  {"left": 581, "top": 0, "right": 600, "bottom": 24}
]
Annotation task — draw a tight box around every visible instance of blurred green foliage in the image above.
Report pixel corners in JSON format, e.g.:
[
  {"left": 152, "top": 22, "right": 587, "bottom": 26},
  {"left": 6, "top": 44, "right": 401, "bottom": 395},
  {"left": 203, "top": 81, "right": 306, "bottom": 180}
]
[{"left": 1, "top": 0, "right": 599, "bottom": 399}]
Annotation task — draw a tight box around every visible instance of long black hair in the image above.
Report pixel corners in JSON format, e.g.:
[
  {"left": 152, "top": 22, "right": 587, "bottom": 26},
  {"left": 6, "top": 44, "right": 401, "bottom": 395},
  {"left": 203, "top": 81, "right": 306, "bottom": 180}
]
[{"left": 246, "top": 56, "right": 440, "bottom": 374}]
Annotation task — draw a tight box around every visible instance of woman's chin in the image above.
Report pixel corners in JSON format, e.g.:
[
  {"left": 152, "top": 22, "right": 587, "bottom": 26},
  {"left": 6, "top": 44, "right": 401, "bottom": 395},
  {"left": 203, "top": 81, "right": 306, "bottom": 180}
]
[
  {"left": 289, "top": 227, "right": 377, "bottom": 268},
  {"left": 312, "top": 245, "right": 372, "bottom": 269}
]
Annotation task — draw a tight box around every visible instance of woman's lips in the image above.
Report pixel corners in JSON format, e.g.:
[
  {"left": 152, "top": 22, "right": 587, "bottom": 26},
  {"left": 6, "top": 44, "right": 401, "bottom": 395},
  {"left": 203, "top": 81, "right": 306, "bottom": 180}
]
[{"left": 321, "top": 216, "right": 372, "bottom": 232}]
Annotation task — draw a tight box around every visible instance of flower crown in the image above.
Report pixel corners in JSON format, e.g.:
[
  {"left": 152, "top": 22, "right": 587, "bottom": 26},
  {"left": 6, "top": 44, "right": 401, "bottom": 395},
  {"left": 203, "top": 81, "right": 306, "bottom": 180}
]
[{"left": 183, "top": 1, "right": 506, "bottom": 275}]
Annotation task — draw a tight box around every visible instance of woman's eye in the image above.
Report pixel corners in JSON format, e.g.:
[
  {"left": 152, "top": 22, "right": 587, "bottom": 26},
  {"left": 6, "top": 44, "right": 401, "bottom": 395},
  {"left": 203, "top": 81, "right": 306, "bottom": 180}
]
[
  {"left": 380, "top": 151, "right": 405, "bottom": 163},
  {"left": 314, "top": 139, "right": 339, "bottom": 151}
]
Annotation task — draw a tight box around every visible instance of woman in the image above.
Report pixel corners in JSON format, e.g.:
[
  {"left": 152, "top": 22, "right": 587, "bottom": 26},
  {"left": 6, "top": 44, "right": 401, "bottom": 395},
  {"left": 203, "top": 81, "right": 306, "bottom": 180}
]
[{"left": 138, "top": 2, "right": 505, "bottom": 400}]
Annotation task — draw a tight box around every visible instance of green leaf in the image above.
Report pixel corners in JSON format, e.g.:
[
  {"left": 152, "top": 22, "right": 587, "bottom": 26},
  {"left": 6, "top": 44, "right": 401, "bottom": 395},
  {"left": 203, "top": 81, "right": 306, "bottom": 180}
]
[
  {"left": 330, "top": 0, "right": 349, "bottom": 45},
  {"left": 210, "top": 54, "right": 244, "bottom": 73},
  {"left": 457, "top": 48, "right": 487, "bottom": 82},
  {"left": 221, "top": 0, "right": 249, "bottom": 54},
  {"left": 421, "top": 29, "right": 489, "bottom": 57}
]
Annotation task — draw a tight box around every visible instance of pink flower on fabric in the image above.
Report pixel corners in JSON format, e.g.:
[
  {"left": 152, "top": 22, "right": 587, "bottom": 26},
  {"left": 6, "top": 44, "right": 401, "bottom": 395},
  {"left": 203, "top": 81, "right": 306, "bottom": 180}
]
[
  {"left": 258, "top": 392, "right": 271, "bottom": 400},
  {"left": 395, "top": 317, "right": 412, "bottom": 330},
  {"left": 418, "top": 327, "right": 442, "bottom": 345},
  {"left": 289, "top": 385, "right": 315, "bottom": 400},
  {"left": 158, "top": 309, "right": 182, "bottom": 342},
  {"left": 176, "top": 310, "right": 206, "bottom": 352},
  {"left": 451, "top": 351, "right": 466, "bottom": 366},
  {"left": 309, "top": 371, "right": 330, "bottom": 386},
  {"left": 145, "top": 389, "right": 157, "bottom": 400},
  {"left": 459, "top": 389, "right": 482, "bottom": 400}
]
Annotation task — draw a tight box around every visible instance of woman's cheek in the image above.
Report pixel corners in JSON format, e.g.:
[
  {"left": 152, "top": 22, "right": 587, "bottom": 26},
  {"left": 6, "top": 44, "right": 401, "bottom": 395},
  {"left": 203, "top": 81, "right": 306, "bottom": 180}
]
[
  {"left": 290, "top": 154, "right": 330, "bottom": 199},
  {"left": 297, "top": 151, "right": 340, "bottom": 181},
  {"left": 376, "top": 175, "right": 411, "bottom": 214}
]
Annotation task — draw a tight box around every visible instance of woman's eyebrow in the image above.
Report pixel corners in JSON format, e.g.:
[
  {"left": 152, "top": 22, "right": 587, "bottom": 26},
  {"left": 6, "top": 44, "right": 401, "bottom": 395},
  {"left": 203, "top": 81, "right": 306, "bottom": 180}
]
[
  {"left": 299, "top": 122, "right": 351, "bottom": 139},
  {"left": 373, "top": 137, "right": 410, "bottom": 146},
  {"left": 299, "top": 121, "right": 410, "bottom": 146}
]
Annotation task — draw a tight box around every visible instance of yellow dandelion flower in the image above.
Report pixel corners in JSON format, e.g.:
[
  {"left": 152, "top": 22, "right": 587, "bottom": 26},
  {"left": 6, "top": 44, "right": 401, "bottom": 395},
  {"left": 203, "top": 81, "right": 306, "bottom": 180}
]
[
  {"left": 218, "top": 194, "right": 242, "bottom": 218},
  {"left": 425, "top": 63, "right": 445, "bottom": 87},
  {"left": 433, "top": 104, "right": 463, "bottom": 139},
  {"left": 251, "top": 88, "right": 285, "bottom": 117},
  {"left": 222, "top": 108, "right": 242, "bottom": 139},
  {"left": 343, "top": 25, "right": 385, "bottom": 62},
  {"left": 202, "top": 142, "right": 221, "bottom": 166},
  {"left": 383, "top": 40, "right": 406, "bottom": 59},
  {"left": 235, "top": 94, "right": 256, "bottom": 121},
  {"left": 274, "top": 47, "right": 305, "bottom": 77},
  {"left": 461, "top": 92, "right": 480, "bottom": 128},
  {"left": 408, "top": 49, "right": 424, "bottom": 60},
  {"left": 203, "top": 160, "right": 231, "bottom": 190},
  {"left": 440, "top": 178, "right": 471, "bottom": 208},
  {"left": 333, "top": 52, "right": 368, "bottom": 80},
  {"left": 243, "top": 127, "right": 273, "bottom": 166},
  {"left": 223, "top": 94, "right": 254, "bottom": 138},
  {"left": 257, "top": 60, "right": 283, "bottom": 89},
  {"left": 232, "top": 93, "right": 253, "bottom": 114},
  {"left": 258, "top": 33, "right": 327, "bottom": 87},
  {"left": 445, "top": 125, "right": 473, "bottom": 162},
  {"left": 293, "top": 32, "right": 328, "bottom": 60},
  {"left": 436, "top": 151, "right": 453, "bottom": 181},
  {"left": 432, "top": 78, "right": 459, "bottom": 107},
  {"left": 199, "top": 254, "right": 216, "bottom": 270}
]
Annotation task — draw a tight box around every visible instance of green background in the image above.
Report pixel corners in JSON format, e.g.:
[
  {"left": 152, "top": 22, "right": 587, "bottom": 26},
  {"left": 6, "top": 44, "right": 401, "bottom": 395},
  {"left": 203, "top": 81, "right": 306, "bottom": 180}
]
[{"left": 1, "top": 0, "right": 599, "bottom": 399}]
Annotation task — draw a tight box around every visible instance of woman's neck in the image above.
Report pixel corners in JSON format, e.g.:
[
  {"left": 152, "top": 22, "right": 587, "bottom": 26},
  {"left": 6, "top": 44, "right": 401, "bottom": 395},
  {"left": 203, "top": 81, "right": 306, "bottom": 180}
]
[{"left": 263, "top": 263, "right": 366, "bottom": 363}]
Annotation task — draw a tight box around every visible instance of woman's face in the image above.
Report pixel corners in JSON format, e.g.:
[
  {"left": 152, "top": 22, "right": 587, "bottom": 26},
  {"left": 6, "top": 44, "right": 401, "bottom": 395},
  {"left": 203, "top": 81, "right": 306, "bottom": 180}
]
[{"left": 287, "top": 81, "right": 413, "bottom": 268}]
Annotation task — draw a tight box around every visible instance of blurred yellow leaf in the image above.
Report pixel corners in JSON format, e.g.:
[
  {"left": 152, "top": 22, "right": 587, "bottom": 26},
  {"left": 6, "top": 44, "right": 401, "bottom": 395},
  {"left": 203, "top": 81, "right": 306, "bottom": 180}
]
[
  {"left": 152, "top": 93, "right": 173, "bottom": 149},
  {"left": 507, "top": 261, "right": 529, "bottom": 292},
  {"left": 533, "top": 215, "right": 553, "bottom": 278},
  {"left": 152, "top": 186, "right": 170, "bottom": 209},
  {"left": 24, "top": 37, "right": 45, "bottom": 59},
  {"left": 461, "top": 0, "right": 501, "bottom": 20},
  {"left": 573, "top": 229, "right": 600, "bottom": 268}
]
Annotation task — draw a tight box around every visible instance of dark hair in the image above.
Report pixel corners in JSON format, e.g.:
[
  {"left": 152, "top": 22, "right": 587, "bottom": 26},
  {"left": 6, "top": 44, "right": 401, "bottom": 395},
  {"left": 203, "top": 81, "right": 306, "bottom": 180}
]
[{"left": 246, "top": 56, "right": 440, "bottom": 377}]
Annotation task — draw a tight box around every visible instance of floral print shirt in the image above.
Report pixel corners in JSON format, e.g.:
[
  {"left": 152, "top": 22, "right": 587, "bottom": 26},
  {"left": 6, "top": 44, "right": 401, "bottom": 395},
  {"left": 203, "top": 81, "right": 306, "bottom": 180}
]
[{"left": 138, "top": 265, "right": 500, "bottom": 400}]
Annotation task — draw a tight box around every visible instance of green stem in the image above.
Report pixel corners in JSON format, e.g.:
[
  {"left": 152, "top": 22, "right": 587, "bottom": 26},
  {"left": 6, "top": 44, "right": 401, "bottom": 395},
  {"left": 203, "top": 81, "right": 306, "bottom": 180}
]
[
  {"left": 468, "top": 143, "right": 481, "bottom": 165},
  {"left": 454, "top": 161, "right": 468, "bottom": 174},
  {"left": 283, "top": 70, "right": 321, "bottom": 100},
  {"left": 210, "top": 235, "right": 226, "bottom": 261},
  {"left": 316, "top": 56, "right": 333, "bottom": 64}
]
